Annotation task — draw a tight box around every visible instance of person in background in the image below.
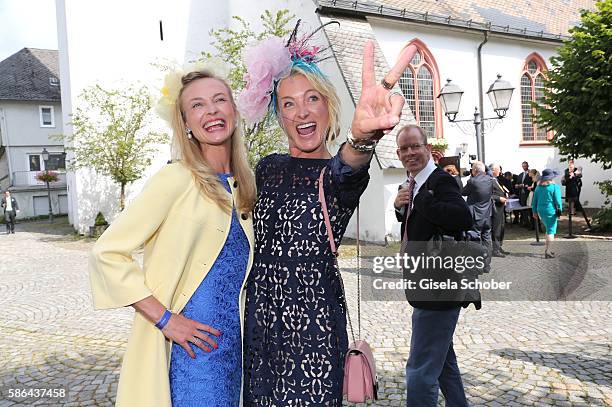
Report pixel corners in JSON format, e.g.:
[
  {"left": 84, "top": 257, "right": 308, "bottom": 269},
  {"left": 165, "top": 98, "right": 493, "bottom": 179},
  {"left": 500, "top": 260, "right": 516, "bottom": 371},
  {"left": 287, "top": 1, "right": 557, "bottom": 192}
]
[
  {"left": 462, "top": 161, "right": 493, "bottom": 262},
  {"left": 562, "top": 159, "right": 583, "bottom": 215},
  {"left": 395, "top": 124, "right": 475, "bottom": 407},
  {"left": 532, "top": 169, "right": 563, "bottom": 258},
  {"left": 500, "top": 170, "right": 514, "bottom": 197},
  {"left": 1, "top": 190, "right": 19, "bottom": 234},
  {"left": 490, "top": 163, "right": 509, "bottom": 257},
  {"left": 526, "top": 169, "right": 540, "bottom": 206},
  {"left": 527, "top": 169, "right": 545, "bottom": 232},
  {"left": 443, "top": 164, "right": 463, "bottom": 189},
  {"left": 516, "top": 161, "right": 533, "bottom": 227}
]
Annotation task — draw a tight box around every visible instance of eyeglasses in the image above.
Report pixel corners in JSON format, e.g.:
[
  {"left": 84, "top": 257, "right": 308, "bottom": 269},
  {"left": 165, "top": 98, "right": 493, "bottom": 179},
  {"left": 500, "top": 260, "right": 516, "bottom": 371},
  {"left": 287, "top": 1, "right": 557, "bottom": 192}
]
[{"left": 397, "top": 143, "right": 427, "bottom": 153}]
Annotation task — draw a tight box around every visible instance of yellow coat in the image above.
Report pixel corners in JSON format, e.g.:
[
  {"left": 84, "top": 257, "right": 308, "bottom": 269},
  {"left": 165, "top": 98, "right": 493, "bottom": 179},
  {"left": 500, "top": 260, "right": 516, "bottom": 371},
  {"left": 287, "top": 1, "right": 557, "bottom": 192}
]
[{"left": 89, "top": 162, "right": 254, "bottom": 407}]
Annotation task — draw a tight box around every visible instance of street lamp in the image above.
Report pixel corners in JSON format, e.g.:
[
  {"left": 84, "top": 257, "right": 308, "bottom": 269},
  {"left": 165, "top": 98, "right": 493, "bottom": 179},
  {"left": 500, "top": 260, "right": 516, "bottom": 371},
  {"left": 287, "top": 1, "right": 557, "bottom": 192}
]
[
  {"left": 41, "top": 148, "right": 53, "bottom": 222},
  {"left": 438, "top": 75, "right": 514, "bottom": 163},
  {"left": 487, "top": 74, "right": 514, "bottom": 119},
  {"left": 437, "top": 79, "right": 464, "bottom": 122}
]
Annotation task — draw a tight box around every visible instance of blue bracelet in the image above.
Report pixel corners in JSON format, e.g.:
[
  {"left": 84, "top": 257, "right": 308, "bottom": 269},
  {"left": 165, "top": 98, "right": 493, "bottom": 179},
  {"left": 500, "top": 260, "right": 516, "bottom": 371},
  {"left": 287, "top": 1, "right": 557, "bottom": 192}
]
[{"left": 155, "top": 309, "right": 172, "bottom": 330}]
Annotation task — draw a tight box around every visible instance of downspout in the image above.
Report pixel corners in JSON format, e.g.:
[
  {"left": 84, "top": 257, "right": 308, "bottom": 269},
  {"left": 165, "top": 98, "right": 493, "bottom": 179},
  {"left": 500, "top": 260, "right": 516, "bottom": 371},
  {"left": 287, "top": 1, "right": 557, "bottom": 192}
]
[{"left": 477, "top": 31, "right": 488, "bottom": 163}]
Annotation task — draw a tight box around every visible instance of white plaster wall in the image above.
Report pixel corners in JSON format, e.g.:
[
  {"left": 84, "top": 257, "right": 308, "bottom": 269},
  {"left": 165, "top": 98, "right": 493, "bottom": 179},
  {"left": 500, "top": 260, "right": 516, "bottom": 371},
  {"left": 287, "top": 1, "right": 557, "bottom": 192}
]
[
  {"left": 54, "top": 0, "right": 343, "bottom": 233},
  {"left": 56, "top": 0, "right": 179, "bottom": 233},
  {"left": 0, "top": 101, "right": 63, "bottom": 147}
]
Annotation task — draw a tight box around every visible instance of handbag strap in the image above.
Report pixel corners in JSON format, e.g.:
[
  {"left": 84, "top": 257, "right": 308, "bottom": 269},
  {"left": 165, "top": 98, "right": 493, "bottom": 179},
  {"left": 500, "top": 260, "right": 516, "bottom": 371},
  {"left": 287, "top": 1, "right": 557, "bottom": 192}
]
[{"left": 318, "top": 167, "right": 357, "bottom": 343}]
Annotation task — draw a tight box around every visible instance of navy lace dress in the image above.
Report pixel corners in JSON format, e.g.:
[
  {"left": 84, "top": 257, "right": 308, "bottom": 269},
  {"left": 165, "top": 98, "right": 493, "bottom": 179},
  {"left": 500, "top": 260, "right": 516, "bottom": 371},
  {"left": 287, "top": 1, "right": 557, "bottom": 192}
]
[
  {"left": 169, "top": 173, "right": 249, "bottom": 407},
  {"left": 243, "top": 153, "right": 370, "bottom": 406}
]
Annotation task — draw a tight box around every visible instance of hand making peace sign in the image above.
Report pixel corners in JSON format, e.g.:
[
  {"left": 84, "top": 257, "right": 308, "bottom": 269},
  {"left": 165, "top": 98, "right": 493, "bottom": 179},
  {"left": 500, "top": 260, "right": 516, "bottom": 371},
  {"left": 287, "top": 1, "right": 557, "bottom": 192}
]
[{"left": 350, "top": 41, "right": 418, "bottom": 140}]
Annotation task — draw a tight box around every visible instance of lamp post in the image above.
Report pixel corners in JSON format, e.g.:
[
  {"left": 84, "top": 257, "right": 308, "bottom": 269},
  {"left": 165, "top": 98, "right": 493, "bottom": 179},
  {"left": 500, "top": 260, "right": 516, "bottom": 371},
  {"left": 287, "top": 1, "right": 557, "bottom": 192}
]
[
  {"left": 437, "top": 75, "right": 514, "bottom": 163},
  {"left": 41, "top": 148, "right": 53, "bottom": 222}
]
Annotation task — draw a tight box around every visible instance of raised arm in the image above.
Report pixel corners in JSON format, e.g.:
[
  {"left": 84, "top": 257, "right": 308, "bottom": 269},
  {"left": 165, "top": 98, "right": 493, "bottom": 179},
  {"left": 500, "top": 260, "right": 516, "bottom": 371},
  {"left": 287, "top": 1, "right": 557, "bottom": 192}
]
[{"left": 340, "top": 42, "right": 417, "bottom": 169}]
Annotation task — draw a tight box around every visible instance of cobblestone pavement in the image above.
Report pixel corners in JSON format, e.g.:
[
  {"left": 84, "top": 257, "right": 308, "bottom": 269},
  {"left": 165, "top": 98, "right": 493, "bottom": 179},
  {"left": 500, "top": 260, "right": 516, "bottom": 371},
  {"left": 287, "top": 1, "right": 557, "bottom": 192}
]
[{"left": 0, "top": 222, "right": 610, "bottom": 406}]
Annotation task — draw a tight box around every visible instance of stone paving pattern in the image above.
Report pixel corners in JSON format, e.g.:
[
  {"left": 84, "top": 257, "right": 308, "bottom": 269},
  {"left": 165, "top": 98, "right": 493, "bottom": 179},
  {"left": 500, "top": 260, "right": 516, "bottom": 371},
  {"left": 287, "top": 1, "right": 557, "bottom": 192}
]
[{"left": 0, "top": 222, "right": 610, "bottom": 406}]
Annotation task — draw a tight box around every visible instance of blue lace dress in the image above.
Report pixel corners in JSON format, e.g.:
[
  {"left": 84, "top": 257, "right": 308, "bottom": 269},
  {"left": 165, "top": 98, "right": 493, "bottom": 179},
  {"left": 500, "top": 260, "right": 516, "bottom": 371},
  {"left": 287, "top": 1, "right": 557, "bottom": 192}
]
[
  {"left": 169, "top": 173, "right": 249, "bottom": 407},
  {"left": 243, "top": 153, "right": 370, "bottom": 406}
]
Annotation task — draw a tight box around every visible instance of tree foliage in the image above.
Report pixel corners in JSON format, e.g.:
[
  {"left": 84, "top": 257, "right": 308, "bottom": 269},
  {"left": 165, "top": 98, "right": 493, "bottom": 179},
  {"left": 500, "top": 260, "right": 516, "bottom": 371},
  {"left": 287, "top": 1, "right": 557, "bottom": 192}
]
[
  {"left": 536, "top": 1, "right": 612, "bottom": 168},
  {"left": 201, "top": 9, "right": 296, "bottom": 167},
  {"left": 62, "top": 84, "right": 168, "bottom": 210}
]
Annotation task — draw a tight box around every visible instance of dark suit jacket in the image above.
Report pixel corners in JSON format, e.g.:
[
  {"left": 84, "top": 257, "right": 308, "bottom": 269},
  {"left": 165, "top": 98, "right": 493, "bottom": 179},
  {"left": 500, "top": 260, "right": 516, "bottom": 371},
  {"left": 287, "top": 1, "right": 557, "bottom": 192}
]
[
  {"left": 491, "top": 178, "right": 509, "bottom": 217},
  {"left": 517, "top": 171, "right": 533, "bottom": 205},
  {"left": 1, "top": 196, "right": 19, "bottom": 214},
  {"left": 462, "top": 174, "right": 494, "bottom": 230},
  {"left": 498, "top": 175, "right": 513, "bottom": 196},
  {"left": 562, "top": 168, "right": 583, "bottom": 199},
  {"left": 396, "top": 167, "right": 478, "bottom": 310}
]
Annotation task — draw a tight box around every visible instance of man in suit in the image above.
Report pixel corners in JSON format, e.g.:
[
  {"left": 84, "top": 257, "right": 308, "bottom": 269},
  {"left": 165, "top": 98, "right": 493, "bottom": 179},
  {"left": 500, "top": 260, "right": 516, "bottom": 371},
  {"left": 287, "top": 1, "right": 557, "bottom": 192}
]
[
  {"left": 1, "top": 190, "right": 19, "bottom": 234},
  {"left": 562, "top": 159, "right": 591, "bottom": 228},
  {"left": 490, "top": 163, "right": 510, "bottom": 257},
  {"left": 462, "top": 161, "right": 494, "bottom": 264},
  {"left": 516, "top": 161, "right": 533, "bottom": 227},
  {"left": 394, "top": 125, "right": 476, "bottom": 407},
  {"left": 499, "top": 169, "right": 513, "bottom": 196}
]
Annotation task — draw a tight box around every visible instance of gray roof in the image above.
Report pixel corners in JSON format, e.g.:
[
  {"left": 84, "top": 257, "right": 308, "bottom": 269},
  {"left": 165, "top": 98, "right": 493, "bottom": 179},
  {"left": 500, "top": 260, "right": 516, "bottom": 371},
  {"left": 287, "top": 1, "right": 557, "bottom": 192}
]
[
  {"left": 0, "top": 48, "right": 60, "bottom": 101},
  {"left": 322, "top": 15, "right": 414, "bottom": 168},
  {"left": 317, "top": 0, "right": 596, "bottom": 41},
  {"left": 319, "top": 1, "right": 595, "bottom": 168}
]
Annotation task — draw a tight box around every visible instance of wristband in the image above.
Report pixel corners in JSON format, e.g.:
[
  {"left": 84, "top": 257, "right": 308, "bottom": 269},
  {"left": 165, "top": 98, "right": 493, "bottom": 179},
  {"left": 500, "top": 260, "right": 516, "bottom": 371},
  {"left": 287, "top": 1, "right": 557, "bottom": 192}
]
[
  {"left": 155, "top": 309, "right": 172, "bottom": 330},
  {"left": 347, "top": 132, "right": 378, "bottom": 152}
]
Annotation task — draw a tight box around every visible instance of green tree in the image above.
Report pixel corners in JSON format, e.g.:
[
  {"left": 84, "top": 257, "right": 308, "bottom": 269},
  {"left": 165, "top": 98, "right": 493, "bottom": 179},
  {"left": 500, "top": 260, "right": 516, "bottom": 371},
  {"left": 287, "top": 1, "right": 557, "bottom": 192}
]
[
  {"left": 536, "top": 1, "right": 612, "bottom": 169},
  {"left": 201, "top": 9, "right": 295, "bottom": 167},
  {"left": 62, "top": 84, "right": 169, "bottom": 210}
]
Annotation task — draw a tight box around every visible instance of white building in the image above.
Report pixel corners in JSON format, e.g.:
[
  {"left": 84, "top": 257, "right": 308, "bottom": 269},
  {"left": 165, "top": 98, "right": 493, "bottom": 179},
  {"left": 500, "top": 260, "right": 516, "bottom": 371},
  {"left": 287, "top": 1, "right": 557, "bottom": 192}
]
[
  {"left": 56, "top": 0, "right": 609, "bottom": 240},
  {"left": 315, "top": 0, "right": 611, "bottom": 241},
  {"left": 0, "top": 48, "right": 68, "bottom": 218}
]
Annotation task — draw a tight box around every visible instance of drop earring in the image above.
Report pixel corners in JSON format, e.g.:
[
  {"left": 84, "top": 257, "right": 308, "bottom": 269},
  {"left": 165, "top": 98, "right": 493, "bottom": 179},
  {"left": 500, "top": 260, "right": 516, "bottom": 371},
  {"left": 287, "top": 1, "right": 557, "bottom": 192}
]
[{"left": 185, "top": 128, "right": 193, "bottom": 140}]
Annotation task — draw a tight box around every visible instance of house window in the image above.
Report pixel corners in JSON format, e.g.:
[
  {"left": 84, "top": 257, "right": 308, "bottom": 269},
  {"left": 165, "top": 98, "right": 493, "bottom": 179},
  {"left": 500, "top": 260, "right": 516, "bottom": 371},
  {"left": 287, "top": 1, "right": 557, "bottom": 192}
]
[
  {"left": 521, "top": 54, "right": 551, "bottom": 142},
  {"left": 29, "top": 155, "right": 41, "bottom": 171},
  {"left": 398, "top": 40, "right": 443, "bottom": 139},
  {"left": 49, "top": 77, "right": 59, "bottom": 86},
  {"left": 39, "top": 106, "right": 55, "bottom": 127},
  {"left": 45, "top": 153, "right": 66, "bottom": 171}
]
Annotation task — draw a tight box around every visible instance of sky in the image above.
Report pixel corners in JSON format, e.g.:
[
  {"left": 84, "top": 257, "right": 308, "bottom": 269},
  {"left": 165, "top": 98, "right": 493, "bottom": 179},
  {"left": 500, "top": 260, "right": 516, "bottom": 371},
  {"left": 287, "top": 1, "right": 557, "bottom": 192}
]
[{"left": 0, "top": 0, "right": 58, "bottom": 61}]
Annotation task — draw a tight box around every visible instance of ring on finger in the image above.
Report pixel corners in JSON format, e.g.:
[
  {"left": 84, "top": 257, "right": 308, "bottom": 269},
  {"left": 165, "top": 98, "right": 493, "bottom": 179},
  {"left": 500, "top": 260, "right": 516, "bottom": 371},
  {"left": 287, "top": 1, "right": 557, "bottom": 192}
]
[
  {"left": 381, "top": 78, "right": 394, "bottom": 90},
  {"left": 192, "top": 337, "right": 201, "bottom": 345},
  {"left": 387, "top": 91, "right": 404, "bottom": 104}
]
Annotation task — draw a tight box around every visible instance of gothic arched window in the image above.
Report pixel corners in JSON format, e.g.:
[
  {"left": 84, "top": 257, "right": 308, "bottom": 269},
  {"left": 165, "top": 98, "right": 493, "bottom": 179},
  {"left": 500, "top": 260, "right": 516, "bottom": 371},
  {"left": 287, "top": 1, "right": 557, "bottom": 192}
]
[
  {"left": 521, "top": 53, "right": 551, "bottom": 142},
  {"left": 397, "top": 40, "right": 442, "bottom": 139}
]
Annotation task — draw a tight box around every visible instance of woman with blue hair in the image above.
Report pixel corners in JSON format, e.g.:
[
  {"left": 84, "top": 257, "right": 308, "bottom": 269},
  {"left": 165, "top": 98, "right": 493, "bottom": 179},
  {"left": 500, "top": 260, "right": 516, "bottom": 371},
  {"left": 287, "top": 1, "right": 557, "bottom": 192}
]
[{"left": 239, "top": 21, "right": 416, "bottom": 405}]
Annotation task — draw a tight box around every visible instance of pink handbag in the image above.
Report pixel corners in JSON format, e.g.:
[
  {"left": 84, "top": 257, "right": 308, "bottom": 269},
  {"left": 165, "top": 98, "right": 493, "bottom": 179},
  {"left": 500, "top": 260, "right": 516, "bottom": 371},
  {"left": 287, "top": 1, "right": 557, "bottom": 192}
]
[
  {"left": 344, "top": 340, "right": 378, "bottom": 402},
  {"left": 318, "top": 168, "right": 379, "bottom": 403}
]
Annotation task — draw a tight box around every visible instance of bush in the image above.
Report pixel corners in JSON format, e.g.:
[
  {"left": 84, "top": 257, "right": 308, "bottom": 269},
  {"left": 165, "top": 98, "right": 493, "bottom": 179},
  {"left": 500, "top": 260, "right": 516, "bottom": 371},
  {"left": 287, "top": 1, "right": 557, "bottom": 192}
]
[
  {"left": 591, "top": 180, "right": 612, "bottom": 232},
  {"left": 591, "top": 208, "right": 612, "bottom": 232},
  {"left": 94, "top": 212, "right": 108, "bottom": 226}
]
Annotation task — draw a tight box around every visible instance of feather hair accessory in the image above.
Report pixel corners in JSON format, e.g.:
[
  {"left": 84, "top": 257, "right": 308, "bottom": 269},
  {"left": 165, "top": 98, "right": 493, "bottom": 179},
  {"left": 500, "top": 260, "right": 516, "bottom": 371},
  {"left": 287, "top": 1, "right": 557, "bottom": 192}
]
[{"left": 237, "top": 19, "right": 339, "bottom": 124}]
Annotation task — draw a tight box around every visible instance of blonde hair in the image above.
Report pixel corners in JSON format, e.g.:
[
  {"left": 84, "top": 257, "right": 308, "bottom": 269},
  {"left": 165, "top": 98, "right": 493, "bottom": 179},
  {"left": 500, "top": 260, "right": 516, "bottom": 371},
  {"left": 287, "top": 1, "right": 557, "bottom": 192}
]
[
  {"left": 170, "top": 71, "right": 255, "bottom": 214},
  {"left": 275, "top": 66, "right": 341, "bottom": 142}
]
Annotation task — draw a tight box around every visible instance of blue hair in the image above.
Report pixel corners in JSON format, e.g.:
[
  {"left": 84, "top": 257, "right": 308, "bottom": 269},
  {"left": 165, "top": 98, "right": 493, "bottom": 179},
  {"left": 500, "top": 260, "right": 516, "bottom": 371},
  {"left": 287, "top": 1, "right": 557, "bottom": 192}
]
[{"left": 270, "top": 58, "right": 330, "bottom": 119}]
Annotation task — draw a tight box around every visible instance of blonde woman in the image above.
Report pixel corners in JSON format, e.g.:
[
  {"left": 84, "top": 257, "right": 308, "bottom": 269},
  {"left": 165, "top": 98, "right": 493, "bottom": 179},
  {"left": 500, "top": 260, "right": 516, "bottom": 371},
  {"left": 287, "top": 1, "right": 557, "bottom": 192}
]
[
  {"left": 239, "top": 22, "right": 416, "bottom": 405},
  {"left": 89, "top": 62, "right": 256, "bottom": 406},
  {"left": 526, "top": 168, "right": 540, "bottom": 207},
  {"left": 532, "top": 169, "right": 562, "bottom": 258}
]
